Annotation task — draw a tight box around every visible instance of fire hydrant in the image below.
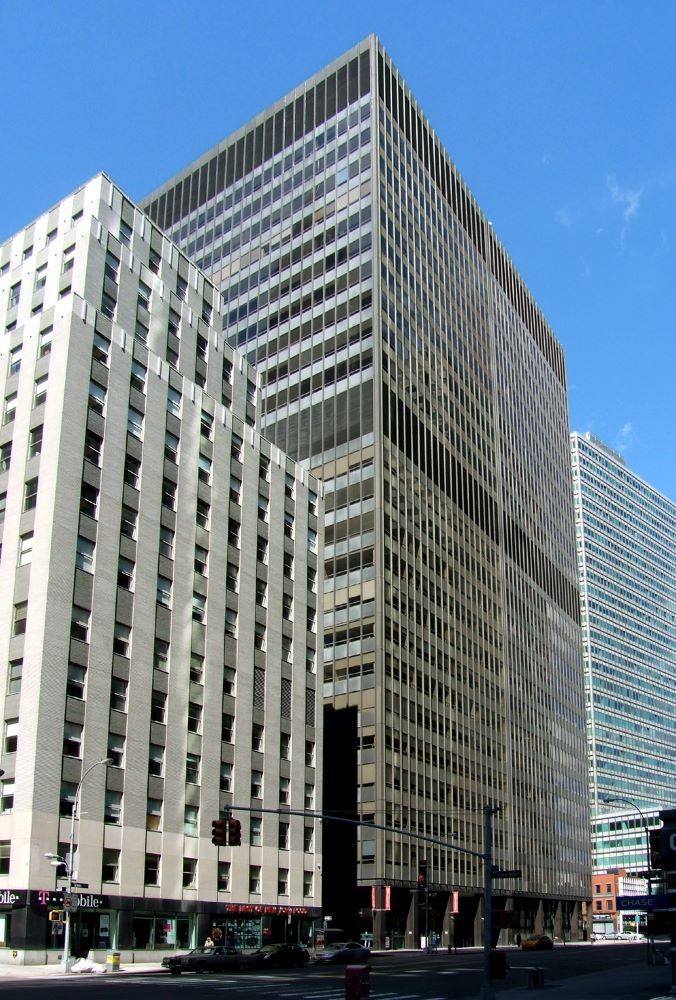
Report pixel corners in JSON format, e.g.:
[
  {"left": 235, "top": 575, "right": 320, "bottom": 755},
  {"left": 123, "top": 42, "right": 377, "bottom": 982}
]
[{"left": 345, "top": 964, "right": 370, "bottom": 999}]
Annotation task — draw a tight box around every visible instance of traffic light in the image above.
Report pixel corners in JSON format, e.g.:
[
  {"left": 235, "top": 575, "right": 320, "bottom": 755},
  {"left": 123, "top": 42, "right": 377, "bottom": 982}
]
[
  {"left": 647, "top": 912, "right": 671, "bottom": 937},
  {"left": 650, "top": 828, "right": 662, "bottom": 871},
  {"left": 228, "top": 817, "right": 242, "bottom": 846},
  {"left": 212, "top": 818, "right": 229, "bottom": 846},
  {"left": 417, "top": 859, "right": 428, "bottom": 889},
  {"left": 49, "top": 909, "right": 65, "bottom": 922}
]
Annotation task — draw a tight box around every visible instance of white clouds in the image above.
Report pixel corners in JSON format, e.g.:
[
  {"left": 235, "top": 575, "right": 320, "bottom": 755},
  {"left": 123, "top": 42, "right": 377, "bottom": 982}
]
[
  {"left": 555, "top": 174, "right": 642, "bottom": 238},
  {"left": 606, "top": 174, "right": 642, "bottom": 222},
  {"left": 605, "top": 175, "right": 643, "bottom": 245},
  {"left": 612, "top": 422, "right": 634, "bottom": 455}
]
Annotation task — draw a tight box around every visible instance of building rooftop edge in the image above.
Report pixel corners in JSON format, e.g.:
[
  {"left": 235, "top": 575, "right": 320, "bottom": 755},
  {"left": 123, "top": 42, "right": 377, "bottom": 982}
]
[
  {"left": 141, "top": 36, "right": 377, "bottom": 208},
  {"left": 571, "top": 430, "right": 676, "bottom": 508}
]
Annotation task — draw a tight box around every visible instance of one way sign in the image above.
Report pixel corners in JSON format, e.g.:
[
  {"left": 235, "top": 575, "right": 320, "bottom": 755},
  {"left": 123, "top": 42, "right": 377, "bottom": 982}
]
[{"left": 491, "top": 868, "right": 522, "bottom": 878}]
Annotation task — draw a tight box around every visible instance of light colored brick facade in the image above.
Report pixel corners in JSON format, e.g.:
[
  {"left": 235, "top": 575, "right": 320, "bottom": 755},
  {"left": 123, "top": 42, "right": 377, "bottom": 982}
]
[{"left": 0, "top": 174, "right": 322, "bottom": 963}]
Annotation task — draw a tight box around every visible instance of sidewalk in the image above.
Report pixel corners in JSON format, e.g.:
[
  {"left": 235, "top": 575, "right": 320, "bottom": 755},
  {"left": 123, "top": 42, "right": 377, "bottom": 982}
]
[
  {"left": 496, "top": 956, "right": 674, "bottom": 999},
  {"left": 0, "top": 961, "right": 163, "bottom": 980}
]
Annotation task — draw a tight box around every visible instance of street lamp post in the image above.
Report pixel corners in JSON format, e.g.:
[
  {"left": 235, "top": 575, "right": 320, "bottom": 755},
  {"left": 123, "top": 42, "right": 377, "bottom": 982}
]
[
  {"left": 602, "top": 795, "right": 650, "bottom": 875},
  {"left": 602, "top": 795, "right": 651, "bottom": 959},
  {"left": 46, "top": 757, "right": 112, "bottom": 973}
]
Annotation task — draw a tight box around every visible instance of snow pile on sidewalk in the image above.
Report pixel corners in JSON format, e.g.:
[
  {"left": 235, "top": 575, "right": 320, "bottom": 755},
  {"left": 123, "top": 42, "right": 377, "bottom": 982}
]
[{"left": 71, "top": 958, "right": 107, "bottom": 974}]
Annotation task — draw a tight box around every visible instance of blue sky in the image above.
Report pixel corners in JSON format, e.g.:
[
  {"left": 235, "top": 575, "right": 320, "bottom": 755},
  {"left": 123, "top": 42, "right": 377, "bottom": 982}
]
[{"left": 2, "top": 0, "right": 675, "bottom": 500}]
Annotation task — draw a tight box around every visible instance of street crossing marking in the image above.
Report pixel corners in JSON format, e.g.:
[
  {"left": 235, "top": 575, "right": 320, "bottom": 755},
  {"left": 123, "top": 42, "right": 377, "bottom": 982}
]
[
  {"left": 16, "top": 981, "right": 433, "bottom": 1000},
  {"left": 222, "top": 991, "right": 425, "bottom": 1000}
]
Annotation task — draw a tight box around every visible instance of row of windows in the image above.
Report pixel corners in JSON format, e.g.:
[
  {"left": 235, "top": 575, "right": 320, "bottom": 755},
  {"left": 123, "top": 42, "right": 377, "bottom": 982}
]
[
  {"left": 192, "top": 131, "right": 370, "bottom": 274},
  {"left": 377, "top": 60, "right": 565, "bottom": 382},
  {"left": 574, "top": 436, "right": 676, "bottom": 521},
  {"left": 5, "top": 326, "right": 53, "bottom": 379},
  {"left": 147, "top": 49, "right": 370, "bottom": 232},
  {"left": 52, "top": 776, "right": 317, "bottom": 827},
  {"left": 96, "top": 222, "right": 248, "bottom": 411},
  {"left": 2, "top": 714, "right": 315, "bottom": 814},
  {"left": 181, "top": 104, "right": 366, "bottom": 255},
  {"left": 100, "top": 244, "right": 213, "bottom": 334},
  {"left": 67, "top": 584, "right": 317, "bottom": 637},
  {"left": 0, "top": 691, "right": 314, "bottom": 768},
  {"left": 5, "top": 240, "right": 76, "bottom": 310},
  {"left": 74, "top": 340, "right": 319, "bottom": 642},
  {"left": 0, "top": 208, "right": 84, "bottom": 293},
  {"left": 3, "top": 373, "right": 48, "bottom": 423},
  {"left": 0, "top": 838, "right": 313, "bottom": 894},
  {"left": 0, "top": 479, "right": 39, "bottom": 547}
]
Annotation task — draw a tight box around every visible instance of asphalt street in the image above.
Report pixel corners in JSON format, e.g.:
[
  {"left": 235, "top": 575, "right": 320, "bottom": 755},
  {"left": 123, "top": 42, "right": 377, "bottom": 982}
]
[{"left": 0, "top": 943, "right": 672, "bottom": 1000}]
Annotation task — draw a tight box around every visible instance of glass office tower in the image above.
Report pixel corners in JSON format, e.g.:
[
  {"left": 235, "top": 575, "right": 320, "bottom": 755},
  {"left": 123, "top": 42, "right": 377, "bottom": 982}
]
[
  {"left": 143, "top": 36, "right": 590, "bottom": 946},
  {"left": 571, "top": 432, "right": 676, "bottom": 872}
]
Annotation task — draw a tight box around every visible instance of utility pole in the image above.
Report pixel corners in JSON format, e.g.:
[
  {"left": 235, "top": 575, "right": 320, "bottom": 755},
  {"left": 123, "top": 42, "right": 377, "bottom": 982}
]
[
  {"left": 228, "top": 801, "right": 503, "bottom": 995},
  {"left": 603, "top": 795, "right": 651, "bottom": 961},
  {"left": 481, "top": 803, "right": 500, "bottom": 1000},
  {"left": 47, "top": 757, "right": 112, "bottom": 973}
]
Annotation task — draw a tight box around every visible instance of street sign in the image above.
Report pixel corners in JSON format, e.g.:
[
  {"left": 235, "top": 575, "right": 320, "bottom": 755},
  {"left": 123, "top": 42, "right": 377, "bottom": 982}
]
[
  {"left": 62, "top": 893, "right": 79, "bottom": 912},
  {"left": 492, "top": 869, "right": 522, "bottom": 878},
  {"left": 616, "top": 894, "right": 670, "bottom": 911}
]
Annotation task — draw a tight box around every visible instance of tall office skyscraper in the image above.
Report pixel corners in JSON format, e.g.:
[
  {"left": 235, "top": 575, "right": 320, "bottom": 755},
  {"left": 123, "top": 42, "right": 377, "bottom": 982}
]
[
  {"left": 144, "top": 36, "right": 590, "bottom": 945},
  {"left": 571, "top": 432, "right": 676, "bottom": 873},
  {"left": 0, "top": 174, "right": 322, "bottom": 961}
]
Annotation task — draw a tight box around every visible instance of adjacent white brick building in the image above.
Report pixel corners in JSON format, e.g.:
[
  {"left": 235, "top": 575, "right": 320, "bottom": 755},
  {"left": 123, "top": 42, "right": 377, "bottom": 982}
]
[{"left": 0, "top": 174, "right": 322, "bottom": 963}]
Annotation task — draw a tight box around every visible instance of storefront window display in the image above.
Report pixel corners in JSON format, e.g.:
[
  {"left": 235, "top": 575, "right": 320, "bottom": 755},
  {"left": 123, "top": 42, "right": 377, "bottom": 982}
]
[{"left": 132, "top": 915, "right": 191, "bottom": 949}]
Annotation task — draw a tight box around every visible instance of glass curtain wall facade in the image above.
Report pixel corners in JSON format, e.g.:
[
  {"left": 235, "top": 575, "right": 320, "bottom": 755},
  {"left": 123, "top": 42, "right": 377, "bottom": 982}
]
[
  {"left": 144, "top": 36, "right": 590, "bottom": 945},
  {"left": 571, "top": 431, "right": 676, "bottom": 871}
]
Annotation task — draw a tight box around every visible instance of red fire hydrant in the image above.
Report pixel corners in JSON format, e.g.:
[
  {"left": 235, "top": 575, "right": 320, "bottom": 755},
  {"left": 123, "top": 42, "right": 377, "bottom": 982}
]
[{"left": 345, "top": 964, "right": 370, "bottom": 999}]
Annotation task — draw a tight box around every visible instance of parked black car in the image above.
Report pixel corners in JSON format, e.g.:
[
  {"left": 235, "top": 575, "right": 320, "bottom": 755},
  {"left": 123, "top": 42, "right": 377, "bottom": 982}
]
[
  {"left": 162, "top": 945, "right": 258, "bottom": 974},
  {"left": 253, "top": 943, "right": 310, "bottom": 968}
]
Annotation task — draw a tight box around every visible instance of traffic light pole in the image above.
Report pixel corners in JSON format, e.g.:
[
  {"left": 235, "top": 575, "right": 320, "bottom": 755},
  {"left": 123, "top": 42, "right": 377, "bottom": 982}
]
[
  {"left": 225, "top": 802, "right": 502, "bottom": 995},
  {"left": 481, "top": 804, "right": 499, "bottom": 1000}
]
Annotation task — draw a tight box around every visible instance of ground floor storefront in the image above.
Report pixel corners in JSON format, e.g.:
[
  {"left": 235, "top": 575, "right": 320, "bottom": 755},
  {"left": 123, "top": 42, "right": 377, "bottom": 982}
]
[{"left": 0, "top": 890, "right": 320, "bottom": 965}]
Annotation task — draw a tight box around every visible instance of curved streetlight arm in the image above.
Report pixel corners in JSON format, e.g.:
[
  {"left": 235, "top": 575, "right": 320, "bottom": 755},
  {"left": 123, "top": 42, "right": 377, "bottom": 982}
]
[
  {"left": 602, "top": 795, "right": 650, "bottom": 873},
  {"left": 60, "top": 757, "right": 112, "bottom": 973},
  {"left": 72, "top": 758, "right": 115, "bottom": 822},
  {"left": 69, "top": 758, "right": 114, "bottom": 872},
  {"left": 602, "top": 795, "right": 654, "bottom": 962}
]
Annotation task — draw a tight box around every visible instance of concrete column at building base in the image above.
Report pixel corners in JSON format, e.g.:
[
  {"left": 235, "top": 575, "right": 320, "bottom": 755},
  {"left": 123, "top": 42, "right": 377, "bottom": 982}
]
[
  {"left": 534, "top": 899, "right": 545, "bottom": 935},
  {"left": 473, "top": 895, "right": 483, "bottom": 947},
  {"left": 12, "top": 908, "right": 45, "bottom": 951},
  {"left": 442, "top": 894, "right": 457, "bottom": 951},
  {"left": 498, "top": 898, "right": 516, "bottom": 947},
  {"left": 405, "top": 892, "right": 419, "bottom": 950},
  {"left": 373, "top": 901, "right": 387, "bottom": 950},
  {"left": 117, "top": 910, "right": 133, "bottom": 950},
  {"left": 196, "top": 913, "right": 212, "bottom": 948}
]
